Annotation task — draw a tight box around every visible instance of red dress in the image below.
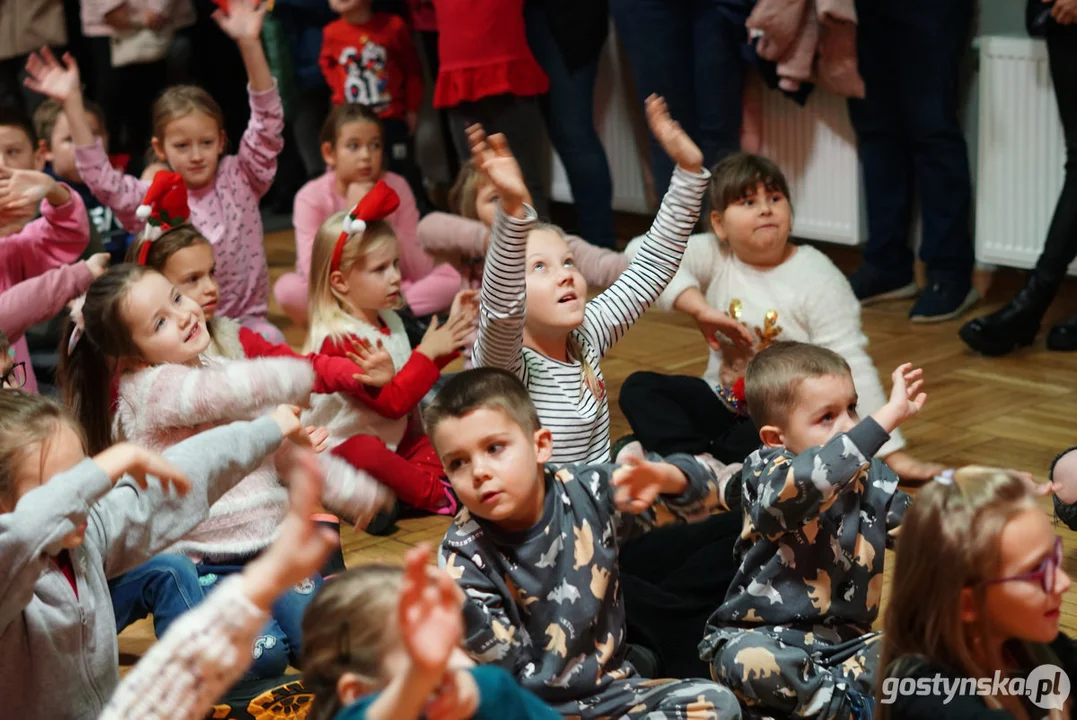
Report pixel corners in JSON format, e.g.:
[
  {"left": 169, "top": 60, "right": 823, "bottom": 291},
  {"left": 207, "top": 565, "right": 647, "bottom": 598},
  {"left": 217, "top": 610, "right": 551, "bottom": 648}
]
[{"left": 432, "top": 0, "right": 549, "bottom": 109}]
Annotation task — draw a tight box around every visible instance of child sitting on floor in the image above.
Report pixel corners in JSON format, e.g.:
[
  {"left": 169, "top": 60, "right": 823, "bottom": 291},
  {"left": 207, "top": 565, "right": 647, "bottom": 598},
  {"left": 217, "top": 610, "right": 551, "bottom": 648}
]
[
  {"left": 877, "top": 466, "right": 1073, "bottom": 720},
  {"left": 301, "top": 542, "right": 561, "bottom": 720},
  {"left": 619, "top": 152, "right": 942, "bottom": 482},
  {"left": 426, "top": 368, "right": 741, "bottom": 719},
  {"left": 700, "top": 341, "right": 920, "bottom": 720}
]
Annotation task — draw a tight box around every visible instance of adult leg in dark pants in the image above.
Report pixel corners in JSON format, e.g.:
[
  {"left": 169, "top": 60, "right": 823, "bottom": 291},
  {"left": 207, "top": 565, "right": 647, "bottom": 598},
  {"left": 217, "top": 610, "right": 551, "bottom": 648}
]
[
  {"left": 525, "top": 1, "right": 616, "bottom": 248},
  {"left": 848, "top": 0, "right": 976, "bottom": 322},
  {"left": 383, "top": 117, "right": 433, "bottom": 215},
  {"left": 960, "top": 22, "right": 1077, "bottom": 354},
  {"left": 619, "top": 370, "right": 759, "bottom": 465}
]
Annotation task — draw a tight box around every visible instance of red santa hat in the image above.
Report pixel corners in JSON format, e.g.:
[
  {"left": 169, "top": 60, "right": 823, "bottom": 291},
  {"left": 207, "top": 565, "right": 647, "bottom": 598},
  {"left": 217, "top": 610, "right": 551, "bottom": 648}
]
[
  {"left": 331, "top": 181, "right": 400, "bottom": 272},
  {"left": 135, "top": 171, "right": 189, "bottom": 264}
]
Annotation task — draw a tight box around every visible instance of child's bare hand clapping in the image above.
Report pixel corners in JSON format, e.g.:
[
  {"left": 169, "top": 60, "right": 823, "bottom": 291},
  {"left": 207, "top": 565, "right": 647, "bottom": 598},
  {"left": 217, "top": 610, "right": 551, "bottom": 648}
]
[
  {"left": 468, "top": 125, "right": 531, "bottom": 218},
  {"left": 693, "top": 304, "right": 753, "bottom": 350},
  {"left": 417, "top": 313, "right": 471, "bottom": 361},
  {"left": 345, "top": 337, "right": 395, "bottom": 388},
  {"left": 646, "top": 94, "right": 703, "bottom": 174}
]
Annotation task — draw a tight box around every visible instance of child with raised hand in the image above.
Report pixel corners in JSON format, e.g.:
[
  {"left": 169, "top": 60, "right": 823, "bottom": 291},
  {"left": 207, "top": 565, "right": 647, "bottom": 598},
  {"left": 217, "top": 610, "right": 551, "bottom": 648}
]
[
  {"left": 619, "top": 152, "right": 943, "bottom": 483},
  {"left": 24, "top": 0, "right": 288, "bottom": 344},
  {"left": 300, "top": 542, "right": 561, "bottom": 720},
  {"left": 0, "top": 389, "right": 303, "bottom": 719},
  {"left": 425, "top": 368, "right": 740, "bottom": 719},
  {"left": 274, "top": 104, "right": 461, "bottom": 328},
  {"left": 58, "top": 263, "right": 391, "bottom": 679},
  {"left": 302, "top": 181, "right": 475, "bottom": 516},
  {"left": 0, "top": 251, "right": 109, "bottom": 343},
  {"left": 878, "top": 467, "right": 1074, "bottom": 720},
  {"left": 0, "top": 162, "right": 90, "bottom": 393},
  {"left": 472, "top": 95, "right": 710, "bottom": 465},
  {"left": 701, "top": 342, "right": 922, "bottom": 720},
  {"left": 102, "top": 448, "right": 340, "bottom": 720}
]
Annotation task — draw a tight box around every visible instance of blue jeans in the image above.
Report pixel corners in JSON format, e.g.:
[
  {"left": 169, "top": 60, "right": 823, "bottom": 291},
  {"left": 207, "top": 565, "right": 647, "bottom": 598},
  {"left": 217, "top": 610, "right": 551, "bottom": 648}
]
[
  {"left": 525, "top": 2, "right": 616, "bottom": 248},
  {"left": 610, "top": 0, "right": 747, "bottom": 199},
  {"left": 197, "top": 560, "right": 323, "bottom": 679},
  {"left": 846, "top": 0, "right": 975, "bottom": 288},
  {"left": 110, "top": 554, "right": 203, "bottom": 639}
]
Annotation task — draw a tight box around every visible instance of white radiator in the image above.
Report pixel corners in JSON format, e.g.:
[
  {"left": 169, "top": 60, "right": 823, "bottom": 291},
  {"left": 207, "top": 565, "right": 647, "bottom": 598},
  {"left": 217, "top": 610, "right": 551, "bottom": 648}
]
[{"left": 975, "top": 36, "right": 1071, "bottom": 272}]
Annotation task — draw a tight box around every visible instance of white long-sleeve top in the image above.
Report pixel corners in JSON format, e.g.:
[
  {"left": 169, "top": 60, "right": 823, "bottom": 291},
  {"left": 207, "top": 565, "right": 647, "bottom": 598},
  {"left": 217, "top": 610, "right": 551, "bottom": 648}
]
[
  {"left": 474, "top": 165, "right": 710, "bottom": 464},
  {"left": 628, "top": 235, "right": 904, "bottom": 456}
]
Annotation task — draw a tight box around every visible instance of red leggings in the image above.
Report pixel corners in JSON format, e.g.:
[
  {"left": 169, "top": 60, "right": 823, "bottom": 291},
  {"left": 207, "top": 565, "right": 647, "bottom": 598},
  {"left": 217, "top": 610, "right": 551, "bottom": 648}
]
[{"left": 331, "top": 433, "right": 448, "bottom": 513}]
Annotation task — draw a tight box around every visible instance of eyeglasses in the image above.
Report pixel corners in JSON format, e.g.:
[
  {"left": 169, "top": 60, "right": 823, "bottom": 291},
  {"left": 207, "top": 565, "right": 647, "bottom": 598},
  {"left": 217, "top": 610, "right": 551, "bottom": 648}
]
[
  {"left": 981, "top": 536, "right": 1064, "bottom": 594},
  {"left": 0, "top": 362, "right": 26, "bottom": 390}
]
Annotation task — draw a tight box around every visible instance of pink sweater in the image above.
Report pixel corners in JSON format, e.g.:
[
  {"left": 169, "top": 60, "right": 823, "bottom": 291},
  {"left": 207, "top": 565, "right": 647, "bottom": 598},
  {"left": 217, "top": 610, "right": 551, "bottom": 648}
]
[
  {"left": 0, "top": 261, "right": 93, "bottom": 343},
  {"left": 0, "top": 190, "right": 90, "bottom": 394},
  {"left": 292, "top": 170, "right": 461, "bottom": 315},
  {"left": 75, "top": 85, "right": 284, "bottom": 326}
]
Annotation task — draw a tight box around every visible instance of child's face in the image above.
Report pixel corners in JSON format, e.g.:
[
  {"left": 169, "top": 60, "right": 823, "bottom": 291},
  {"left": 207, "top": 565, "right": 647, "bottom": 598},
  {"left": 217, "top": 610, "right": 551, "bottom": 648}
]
[
  {"left": 763, "top": 372, "right": 859, "bottom": 455},
  {"left": 433, "top": 407, "right": 553, "bottom": 532},
  {"left": 0, "top": 125, "right": 41, "bottom": 171},
  {"left": 474, "top": 181, "right": 498, "bottom": 229},
  {"left": 45, "top": 111, "right": 106, "bottom": 184},
  {"left": 161, "top": 243, "right": 220, "bottom": 321},
  {"left": 324, "top": 121, "right": 383, "bottom": 187},
  {"left": 332, "top": 239, "right": 402, "bottom": 316},
  {"left": 524, "top": 229, "right": 587, "bottom": 338},
  {"left": 6, "top": 423, "right": 88, "bottom": 547},
  {"left": 711, "top": 183, "right": 792, "bottom": 267},
  {"left": 975, "top": 508, "right": 1071, "bottom": 644},
  {"left": 122, "top": 272, "right": 211, "bottom": 365},
  {"left": 152, "top": 112, "right": 224, "bottom": 190}
]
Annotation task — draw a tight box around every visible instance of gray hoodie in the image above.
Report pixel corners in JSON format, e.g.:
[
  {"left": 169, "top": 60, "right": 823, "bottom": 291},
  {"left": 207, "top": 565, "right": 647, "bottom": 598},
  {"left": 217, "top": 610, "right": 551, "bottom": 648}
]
[{"left": 0, "top": 416, "right": 283, "bottom": 719}]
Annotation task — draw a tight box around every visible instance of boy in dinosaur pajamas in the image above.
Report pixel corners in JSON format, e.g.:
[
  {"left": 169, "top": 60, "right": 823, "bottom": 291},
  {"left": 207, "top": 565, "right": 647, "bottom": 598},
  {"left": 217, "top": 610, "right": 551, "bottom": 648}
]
[
  {"left": 699, "top": 342, "right": 921, "bottom": 720},
  {"left": 426, "top": 368, "right": 741, "bottom": 720}
]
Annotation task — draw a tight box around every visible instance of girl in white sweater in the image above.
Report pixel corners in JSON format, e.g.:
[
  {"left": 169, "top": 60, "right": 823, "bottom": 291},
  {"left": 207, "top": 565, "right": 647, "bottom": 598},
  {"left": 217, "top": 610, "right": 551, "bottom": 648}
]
[{"left": 620, "top": 152, "right": 941, "bottom": 482}]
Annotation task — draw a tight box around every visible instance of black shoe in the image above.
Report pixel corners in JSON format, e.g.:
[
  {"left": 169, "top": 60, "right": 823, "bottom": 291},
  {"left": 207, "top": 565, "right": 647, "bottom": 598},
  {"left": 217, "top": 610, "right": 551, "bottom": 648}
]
[
  {"left": 1047, "top": 314, "right": 1077, "bottom": 352},
  {"left": 849, "top": 264, "right": 918, "bottom": 305},
  {"left": 958, "top": 273, "right": 1060, "bottom": 356},
  {"left": 909, "top": 281, "right": 979, "bottom": 323}
]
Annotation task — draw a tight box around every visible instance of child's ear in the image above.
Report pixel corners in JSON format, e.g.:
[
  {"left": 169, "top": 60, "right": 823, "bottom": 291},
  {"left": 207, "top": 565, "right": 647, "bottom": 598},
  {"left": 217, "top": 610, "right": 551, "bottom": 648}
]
[
  {"left": 32, "top": 145, "right": 46, "bottom": 172},
  {"left": 37, "top": 139, "right": 53, "bottom": 163},
  {"left": 533, "top": 427, "right": 554, "bottom": 464},
  {"left": 759, "top": 425, "right": 783, "bottom": 449},
  {"left": 321, "top": 141, "right": 336, "bottom": 169},
  {"left": 329, "top": 269, "right": 350, "bottom": 296},
  {"left": 709, "top": 209, "right": 727, "bottom": 242},
  {"left": 959, "top": 587, "right": 978, "bottom": 624},
  {"left": 335, "top": 672, "right": 369, "bottom": 707},
  {"left": 150, "top": 137, "right": 168, "bottom": 163},
  {"left": 217, "top": 129, "right": 226, "bottom": 153}
]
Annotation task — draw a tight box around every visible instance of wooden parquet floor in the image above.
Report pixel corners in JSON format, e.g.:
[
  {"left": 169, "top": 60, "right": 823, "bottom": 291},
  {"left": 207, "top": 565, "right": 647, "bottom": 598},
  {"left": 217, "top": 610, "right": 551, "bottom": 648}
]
[{"left": 117, "top": 226, "right": 1077, "bottom": 666}]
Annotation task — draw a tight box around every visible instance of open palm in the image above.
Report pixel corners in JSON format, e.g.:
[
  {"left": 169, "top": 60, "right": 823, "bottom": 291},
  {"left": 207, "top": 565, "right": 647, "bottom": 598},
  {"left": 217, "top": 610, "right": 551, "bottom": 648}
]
[
  {"left": 24, "top": 48, "right": 81, "bottom": 103},
  {"left": 468, "top": 125, "right": 529, "bottom": 207},
  {"left": 212, "top": 0, "right": 267, "bottom": 40},
  {"left": 645, "top": 94, "right": 703, "bottom": 171},
  {"left": 399, "top": 544, "right": 464, "bottom": 673},
  {"left": 0, "top": 167, "right": 55, "bottom": 210}
]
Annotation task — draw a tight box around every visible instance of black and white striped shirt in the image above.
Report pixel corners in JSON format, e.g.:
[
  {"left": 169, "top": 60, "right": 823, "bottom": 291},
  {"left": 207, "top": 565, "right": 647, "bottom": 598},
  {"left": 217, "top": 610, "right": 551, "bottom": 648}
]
[{"left": 473, "top": 166, "right": 710, "bottom": 464}]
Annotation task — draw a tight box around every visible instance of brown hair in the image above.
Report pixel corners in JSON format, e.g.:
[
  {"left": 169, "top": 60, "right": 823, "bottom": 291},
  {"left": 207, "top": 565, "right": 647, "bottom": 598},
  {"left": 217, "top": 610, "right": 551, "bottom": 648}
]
[
  {"left": 0, "top": 328, "right": 9, "bottom": 358},
  {"left": 58, "top": 264, "right": 156, "bottom": 454},
  {"left": 152, "top": 85, "right": 227, "bottom": 149},
  {"left": 878, "top": 467, "right": 1066, "bottom": 720},
  {"left": 0, "top": 390, "right": 86, "bottom": 510},
  {"left": 0, "top": 106, "right": 36, "bottom": 146},
  {"left": 319, "top": 103, "right": 382, "bottom": 148},
  {"left": 448, "top": 160, "right": 486, "bottom": 220},
  {"left": 304, "top": 211, "right": 398, "bottom": 352},
  {"left": 424, "top": 367, "right": 541, "bottom": 447},
  {"left": 125, "top": 225, "right": 212, "bottom": 270},
  {"left": 301, "top": 565, "right": 404, "bottom": 720},
  {"left": 33, "top": 98, "right": 107, "bottom": 149},
  {"left": 744, "top": 341, "right": 851, "bottom": 428},
  {"left": 708, "top": 152, "right": 792, "bottom": 216}
]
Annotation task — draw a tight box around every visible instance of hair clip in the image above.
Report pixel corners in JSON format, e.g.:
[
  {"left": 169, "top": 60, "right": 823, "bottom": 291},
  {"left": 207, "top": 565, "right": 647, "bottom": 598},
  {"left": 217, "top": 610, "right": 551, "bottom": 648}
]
[
  {"left": 67, "top": 295, "right": 87, "bottom": 356},
  {"left": 934, "top": 468, "right": 956, "bottom": 485}
]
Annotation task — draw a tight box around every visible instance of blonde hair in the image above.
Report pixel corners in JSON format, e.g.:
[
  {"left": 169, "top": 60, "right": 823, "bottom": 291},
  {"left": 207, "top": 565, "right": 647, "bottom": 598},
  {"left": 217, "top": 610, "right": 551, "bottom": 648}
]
[
  {"left": 152, "top": 86, "right": 227, "bottom": 149},
  {"left": 0, "top": 390, "right": 85, "bottom": 508},
  {"left": 878, "top": 467, "right": 1067, "bottom": 720},
  {"left": 744, "top": 341, "right": 851, "bottom": 428},
  {"left": 304, "top": 212, "right": 399, "bottom": 352},
  {"left": 448, "top": 160, "right": 486, "bottom": 220},
  {"left": 301, "top": 565, "right": 403, "bottom": 720}
]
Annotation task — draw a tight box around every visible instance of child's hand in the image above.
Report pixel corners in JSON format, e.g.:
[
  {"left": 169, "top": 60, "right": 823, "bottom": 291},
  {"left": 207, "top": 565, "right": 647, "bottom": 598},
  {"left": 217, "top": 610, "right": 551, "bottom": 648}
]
[
  {"left": 306, "top": 426, "right": 330, "bottom": 453},
  {"left": 85, "top": 253, "right": 111, "bottom": 280},
  {"left": 345, "top": 337, "right": 395, "bottom": 387},
  {"left": 417, "top": 313, "right": 471, "bottom": 361},
  {"left": 0, "top": 166, "right": 60, "bottom": 212},
  {"left": 611, "top": 455, "right": 687, "bottom": 514},
  {"left": 468, "top": 125, "right": 531, "bottom": 217},
  {"left": 1009, "top": 469, "right": 1063, "bottom": 498},
  {"left": 874, "top": 363, "right": 926, "bottom": 434},
  {"left": 425, "top": 669, "right": 480, "bottom": 720},
  {"left": 693, "top": 304, "right": 753, "bottom": 350},
  {"left": 93, "top": 443, "right": 191, "bottom": 495},
  {"left": 448, "top": 289, "right": 479, "bottom": 326},
  {"left": 883, "top": 450, "right": 945, "bottom": 483},
  {"left": 346, "top": 181, "right": 375, "bottom": 210},
  {"left": 242, "top": 449, "right": 337, "bottom": 610},
  {"left": 645, "top": 94, "right": 703, "bottom": 174},
  {"left": 398, "top": 543, "right": 465, "bottom": 675},
  {"left": 270, "top": 405, "right": 310, "bottom": 445},
  {"left": 212, "top": 0, "right": 267, "bottom": 41},
  {"left": 23, "top": 48, "right": 82, "bottom": 104}
]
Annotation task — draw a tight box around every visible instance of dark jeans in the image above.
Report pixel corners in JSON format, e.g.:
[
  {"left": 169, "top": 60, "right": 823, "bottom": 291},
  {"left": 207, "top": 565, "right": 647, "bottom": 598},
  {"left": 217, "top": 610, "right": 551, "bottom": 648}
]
[
  {"left": 609, "top": 0, "right": 746, "bottom": 199},
  {"left": 1034, "top": 22, "right": 1077, "bottom": 284},
  {"left": 110, "top": 554, "right": 203, "bottom": 639},
  {"left": 847, "top": 0, "right": 975, "bottom": 288},
  {"left": 0, "top": 52, "right": 52, "bottom": 117},
  {"left": 383, "top": 117, "right": 433, "bottom": 216},
  {"left": 525, "top": 2, "right": 616, "bottom": 248},
  {"left": 419, "top": 30, "right": 462, "bottom": 181},
  {"left": 619, "top": 371, "right": 760, "bottom": 466}
]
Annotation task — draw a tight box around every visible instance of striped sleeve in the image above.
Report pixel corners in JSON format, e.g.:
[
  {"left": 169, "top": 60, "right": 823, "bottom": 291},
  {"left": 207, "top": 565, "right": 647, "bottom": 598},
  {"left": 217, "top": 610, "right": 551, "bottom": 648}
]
[
  {"left": 471, "top": 204, "right": 538, "bottom": 378},
  {"left": 580, "top": 165, "right": 709, "bottom": 359}
]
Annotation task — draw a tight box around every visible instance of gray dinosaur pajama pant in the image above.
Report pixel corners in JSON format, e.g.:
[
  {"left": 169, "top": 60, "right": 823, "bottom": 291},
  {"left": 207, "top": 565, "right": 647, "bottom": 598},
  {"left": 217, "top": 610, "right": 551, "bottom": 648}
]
[
  {"left": 559, "top": 676, "right": 743, "bottom": 719},
  {"left": 701, "top": 624, "right": 880, "bottom": 720}
]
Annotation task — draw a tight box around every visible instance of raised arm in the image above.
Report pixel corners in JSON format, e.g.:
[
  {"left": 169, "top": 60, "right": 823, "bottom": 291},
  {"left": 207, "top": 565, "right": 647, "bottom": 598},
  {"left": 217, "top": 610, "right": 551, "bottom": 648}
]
[
  {"left": 418, "top": 212, "right": 490, "bottom": 259},
  {"left": 0, "top": 172, "right": 90, "bottom": 276},
  {"left": 75, "top": 139, "right": 150, "bottom": 231}
]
